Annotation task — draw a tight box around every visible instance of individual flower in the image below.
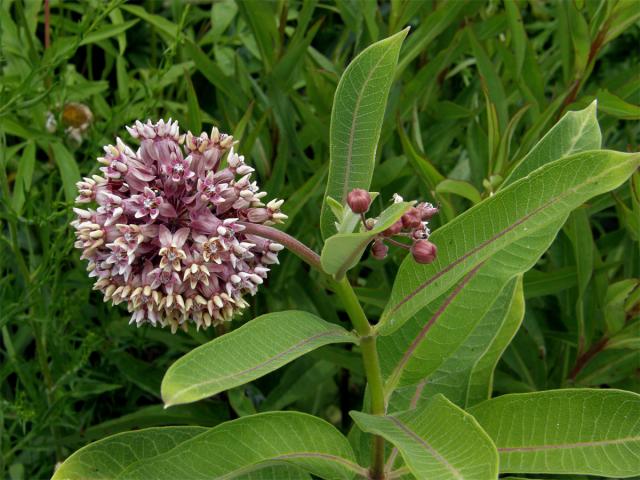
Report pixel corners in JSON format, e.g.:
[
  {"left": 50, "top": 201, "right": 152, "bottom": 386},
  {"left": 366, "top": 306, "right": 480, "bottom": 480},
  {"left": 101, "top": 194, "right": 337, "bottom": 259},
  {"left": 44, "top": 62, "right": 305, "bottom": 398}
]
[{"left": 72, "top": 119, "right": 286, "bottom": 332}]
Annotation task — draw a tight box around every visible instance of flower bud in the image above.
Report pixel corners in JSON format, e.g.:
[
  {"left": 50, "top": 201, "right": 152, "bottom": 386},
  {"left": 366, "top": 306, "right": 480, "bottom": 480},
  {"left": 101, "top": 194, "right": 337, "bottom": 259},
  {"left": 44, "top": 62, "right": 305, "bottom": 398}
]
[
  {"left": 371, "top": 239, "right": 388, "bottom": 260},
  {"left": 401, "top": 208, "right": 422, "bottom": 229},
  {"left": 411, "top": 240, "right": 437, "bottom": 264},
  {"left": 417, "top": 202, "right": 439, "bottom": 220},
  {"left": 347, "top": 188, "right": 371, "bottom": 214},
  {"left": 383, "top": 220, "right": 403, "bottom": 237}
]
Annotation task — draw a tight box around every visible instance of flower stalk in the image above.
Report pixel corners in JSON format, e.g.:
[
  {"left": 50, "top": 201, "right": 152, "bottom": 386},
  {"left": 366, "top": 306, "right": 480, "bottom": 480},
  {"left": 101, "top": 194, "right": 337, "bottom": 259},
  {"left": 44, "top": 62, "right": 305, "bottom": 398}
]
[{"left": 246, "top": 223, "right": 387, "bottom": 479}]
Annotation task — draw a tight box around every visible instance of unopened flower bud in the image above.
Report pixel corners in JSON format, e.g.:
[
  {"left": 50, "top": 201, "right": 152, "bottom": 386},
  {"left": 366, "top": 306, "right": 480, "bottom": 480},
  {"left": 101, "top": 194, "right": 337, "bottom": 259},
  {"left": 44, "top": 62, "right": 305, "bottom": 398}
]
[
  {"left": 411, "top": 240, "right": 437, "bottom": 264},
  {"left": 371, "top": 239, "right": 388, "bottom": 260},
  {"left": 401, "top": 208, "right": 422, "bottom": 229},
  {"left": 347, "top": 188, "right": 371, "bottom": 214},
  {"left": 417, "top": 202, "right": 439, "bottom": 220},
  {"left": 383, "top": 220, "right": 403, "bottom": 237}
]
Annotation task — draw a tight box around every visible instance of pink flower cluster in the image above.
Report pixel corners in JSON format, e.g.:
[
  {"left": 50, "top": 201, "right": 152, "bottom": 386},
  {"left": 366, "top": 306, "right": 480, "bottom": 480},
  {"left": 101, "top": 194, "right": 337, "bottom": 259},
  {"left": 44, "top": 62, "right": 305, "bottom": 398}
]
[{"left": 71, "top": 120, "right": 286, "bottom": 332}]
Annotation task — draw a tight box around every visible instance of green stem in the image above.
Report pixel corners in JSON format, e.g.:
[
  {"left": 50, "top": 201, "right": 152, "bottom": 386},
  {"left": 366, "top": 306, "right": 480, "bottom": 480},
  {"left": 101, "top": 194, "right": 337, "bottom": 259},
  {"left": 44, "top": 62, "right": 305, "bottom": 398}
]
[
  {"left": 245, "top": 224, "right": 388, "bottom": 478},
  {"left": 333, "top": 278, "right": 386, "bottom": 480}
]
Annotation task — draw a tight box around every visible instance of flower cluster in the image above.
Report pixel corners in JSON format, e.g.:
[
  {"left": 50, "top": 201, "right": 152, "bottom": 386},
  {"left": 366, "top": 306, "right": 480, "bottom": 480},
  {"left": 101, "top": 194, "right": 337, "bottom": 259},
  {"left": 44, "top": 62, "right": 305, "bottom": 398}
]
[
  {"left": 346, "top": 189, "right": 438, "bottom": 264},
  {"left": 72, "top": 120, "right": 286, "bottom": 332}
]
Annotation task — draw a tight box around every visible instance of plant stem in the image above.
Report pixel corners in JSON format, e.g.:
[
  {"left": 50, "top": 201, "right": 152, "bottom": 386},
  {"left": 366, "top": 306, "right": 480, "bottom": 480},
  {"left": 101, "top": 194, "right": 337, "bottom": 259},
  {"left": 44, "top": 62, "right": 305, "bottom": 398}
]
[
  {"left": 238, "top": 222, "right": 321, "bottom": 271},
  {"left": 333, "top": 278, "right": 386, "bottom": 479},
  {"left": 242, "top": 223, "right": 387, "bottom": 478}
]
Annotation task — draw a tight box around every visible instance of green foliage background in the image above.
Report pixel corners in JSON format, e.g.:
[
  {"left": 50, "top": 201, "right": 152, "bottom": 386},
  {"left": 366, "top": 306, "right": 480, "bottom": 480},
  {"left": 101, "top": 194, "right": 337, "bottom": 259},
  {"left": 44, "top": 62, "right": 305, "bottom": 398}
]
[{"left": 0, "top": 1, "right": 638, "bottom": 478}]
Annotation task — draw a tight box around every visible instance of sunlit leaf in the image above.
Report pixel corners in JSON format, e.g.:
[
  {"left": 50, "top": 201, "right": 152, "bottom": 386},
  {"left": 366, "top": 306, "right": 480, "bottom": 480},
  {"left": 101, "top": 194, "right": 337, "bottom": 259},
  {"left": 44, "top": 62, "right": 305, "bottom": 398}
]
[
  {"left": 161, "top": 311, "right": 356, "bottom": 406},
  {"left": 470, "top": 389, "right": 640, "bottom": 477}
]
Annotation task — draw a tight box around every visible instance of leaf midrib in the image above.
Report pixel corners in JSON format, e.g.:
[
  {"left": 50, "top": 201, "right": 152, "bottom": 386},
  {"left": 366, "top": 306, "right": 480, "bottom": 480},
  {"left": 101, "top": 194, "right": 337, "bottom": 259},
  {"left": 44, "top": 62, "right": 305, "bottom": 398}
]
[
  {"left": 388, "top": 416, "right": 464, "bottom": 479},
  {"left": 384, "top": 262, "right": 485, "bottom": 396},
  {"left": 498, "top": 435, "right": 640, "bottom": 452},
  {"left": 218, "top": 453, "right": 368, "bottom": 479},
  {"left": 339, "top": 49, "right": 390, "bottom": 203}
]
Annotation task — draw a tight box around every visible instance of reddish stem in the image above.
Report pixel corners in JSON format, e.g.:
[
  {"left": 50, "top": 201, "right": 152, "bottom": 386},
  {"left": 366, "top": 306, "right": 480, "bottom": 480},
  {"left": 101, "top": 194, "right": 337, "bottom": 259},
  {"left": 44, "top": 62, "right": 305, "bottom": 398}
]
[
  {"left": 44, "top": 0, "right": 51, "bottom": 50},
  {"left": 568, "top": 336, "right": 609, "bottom": 382}
]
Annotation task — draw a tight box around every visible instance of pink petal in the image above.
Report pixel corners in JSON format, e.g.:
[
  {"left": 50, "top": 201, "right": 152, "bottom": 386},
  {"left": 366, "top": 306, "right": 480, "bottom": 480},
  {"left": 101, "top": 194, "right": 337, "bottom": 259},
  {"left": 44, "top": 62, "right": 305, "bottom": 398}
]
[
  {"left": 173, "top": 228, "right": 190, "bottom": 248},
  {"left": 159, "top": 202, "right": 177, "bottom": 218},
  {"left": 158, "top": 225, "right": 172, "bottom": 246}
]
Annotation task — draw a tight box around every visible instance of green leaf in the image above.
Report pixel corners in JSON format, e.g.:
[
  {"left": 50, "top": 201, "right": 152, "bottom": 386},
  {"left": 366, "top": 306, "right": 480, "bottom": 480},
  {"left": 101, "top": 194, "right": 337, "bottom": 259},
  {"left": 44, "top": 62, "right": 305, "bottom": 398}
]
[
  {"left": 435, "top": 179, "right": 482, "bottom": 205},
  {"left": 183, "top": 67, "right": 202, "bottom": 133},
  {"left": 321, "top": 201, "right": 412, "bottom": 279},
  {"left": 503, "top": 101, "right": 601, "bottom": 186},
  {"left": 11, "top": 141, "right": 35, "bottom": 214},
  {"left": 351, "top": 394, "right": 499, "bottom": 480},
  {"left": 470, "top": 389, "right": 640, "bottom": 477},
  {"left": 504, "top": 0, "right": 527, "bottom": 76},
  {"left": 161, "top": 311, "right": 356, "bottom": 407},
  {"left": 381, "top": 276, "right": 525, "bottom": 408},
  {"left": 50, "top": 141, "right": 80, "bottom": 203},
  {"left": 54, "top": 413, "right": 362, "bottom": 479},
  {"left": 396, "top": 1, "right": 469, "bottom": 74},
  {"left": 468, "top": 27, "right": 508, "bottom": 131},
  {"left": 597, "top": 89, "right": 640, "bottom": 120},
  {"left": 320, "top": 28, "right": 408, "bottom": 239},
  {"left": 378, "top": 149, "right": 640, "bottom": 335},
  {"left": 120, "top": 5, "right": 177, "bottom": 39},
  {"left": 79, "top": 19, "right": 139, "bottom": 46},
  {"left": 53, "top": 427, "right": 207, "bottom": 480},
  {"left": 237, "top": 0, "right": 277, "bottom": 71},
  {"left": 604, "top": 279, "right": 639, "bottom": 334}
]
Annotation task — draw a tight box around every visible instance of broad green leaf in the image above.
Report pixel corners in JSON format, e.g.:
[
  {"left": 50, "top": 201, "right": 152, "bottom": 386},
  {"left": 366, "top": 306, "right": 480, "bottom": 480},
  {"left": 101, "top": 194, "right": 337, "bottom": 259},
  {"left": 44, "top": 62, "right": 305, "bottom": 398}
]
[
  {"left": 470, "top": 389, "right": 640, "bottom": 477},
  {"left": 53, "top": 427, "right": 207, "bottom": 480},
  {"left": 351, "top": 394, "right": 499, "bottom": 480},
  {"left": 54, "top": 413, "right": 362, "bottom": 479},
  {"left": 320, "top": 28, "right": 408, "bottom": 239},
  {"left": 378, "top": 149, "right": 640, "bottom": 335},
  {"left": 321, "top": 201, "right": 412, "bottom": 279},
  {"left": 161, "top": 311, "right": 356, "bottom": 406},
  {"left": 504, "top": 101, "right": 600, "bottom": 187},
  {"left": 50, "top": 141, "right": 80, "bottom": 203},
  {"left": 381, "top": 276, "right": 525, "bottom": 408}
]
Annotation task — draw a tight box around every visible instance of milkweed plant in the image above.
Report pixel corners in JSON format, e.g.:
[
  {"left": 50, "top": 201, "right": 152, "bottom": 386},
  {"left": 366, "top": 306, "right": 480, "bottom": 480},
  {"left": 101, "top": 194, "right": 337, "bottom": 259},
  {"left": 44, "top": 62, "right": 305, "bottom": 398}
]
[{"left": 54, "top": 29, "right": 640, "bottom": 480}]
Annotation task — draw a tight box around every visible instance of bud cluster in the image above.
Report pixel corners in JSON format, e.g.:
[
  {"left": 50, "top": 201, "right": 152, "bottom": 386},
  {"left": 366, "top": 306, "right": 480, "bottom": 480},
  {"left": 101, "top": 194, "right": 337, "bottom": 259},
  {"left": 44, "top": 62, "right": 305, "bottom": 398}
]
[
  {"left": 72, "top": 119, "right": 286, "bottom": 332},
  {"left": 347, "top": 189, "right": 438, "bottom": 264}
]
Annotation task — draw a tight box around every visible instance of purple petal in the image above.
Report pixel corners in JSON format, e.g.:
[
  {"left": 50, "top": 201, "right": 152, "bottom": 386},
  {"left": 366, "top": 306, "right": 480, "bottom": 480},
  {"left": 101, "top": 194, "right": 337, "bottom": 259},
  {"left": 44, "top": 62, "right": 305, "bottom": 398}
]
[
  {"left": 158, "top": 225, "right": 172, "bottom": 246},
  {"left": 173, "top": 228, "right": 190, "bottom": 248}
]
